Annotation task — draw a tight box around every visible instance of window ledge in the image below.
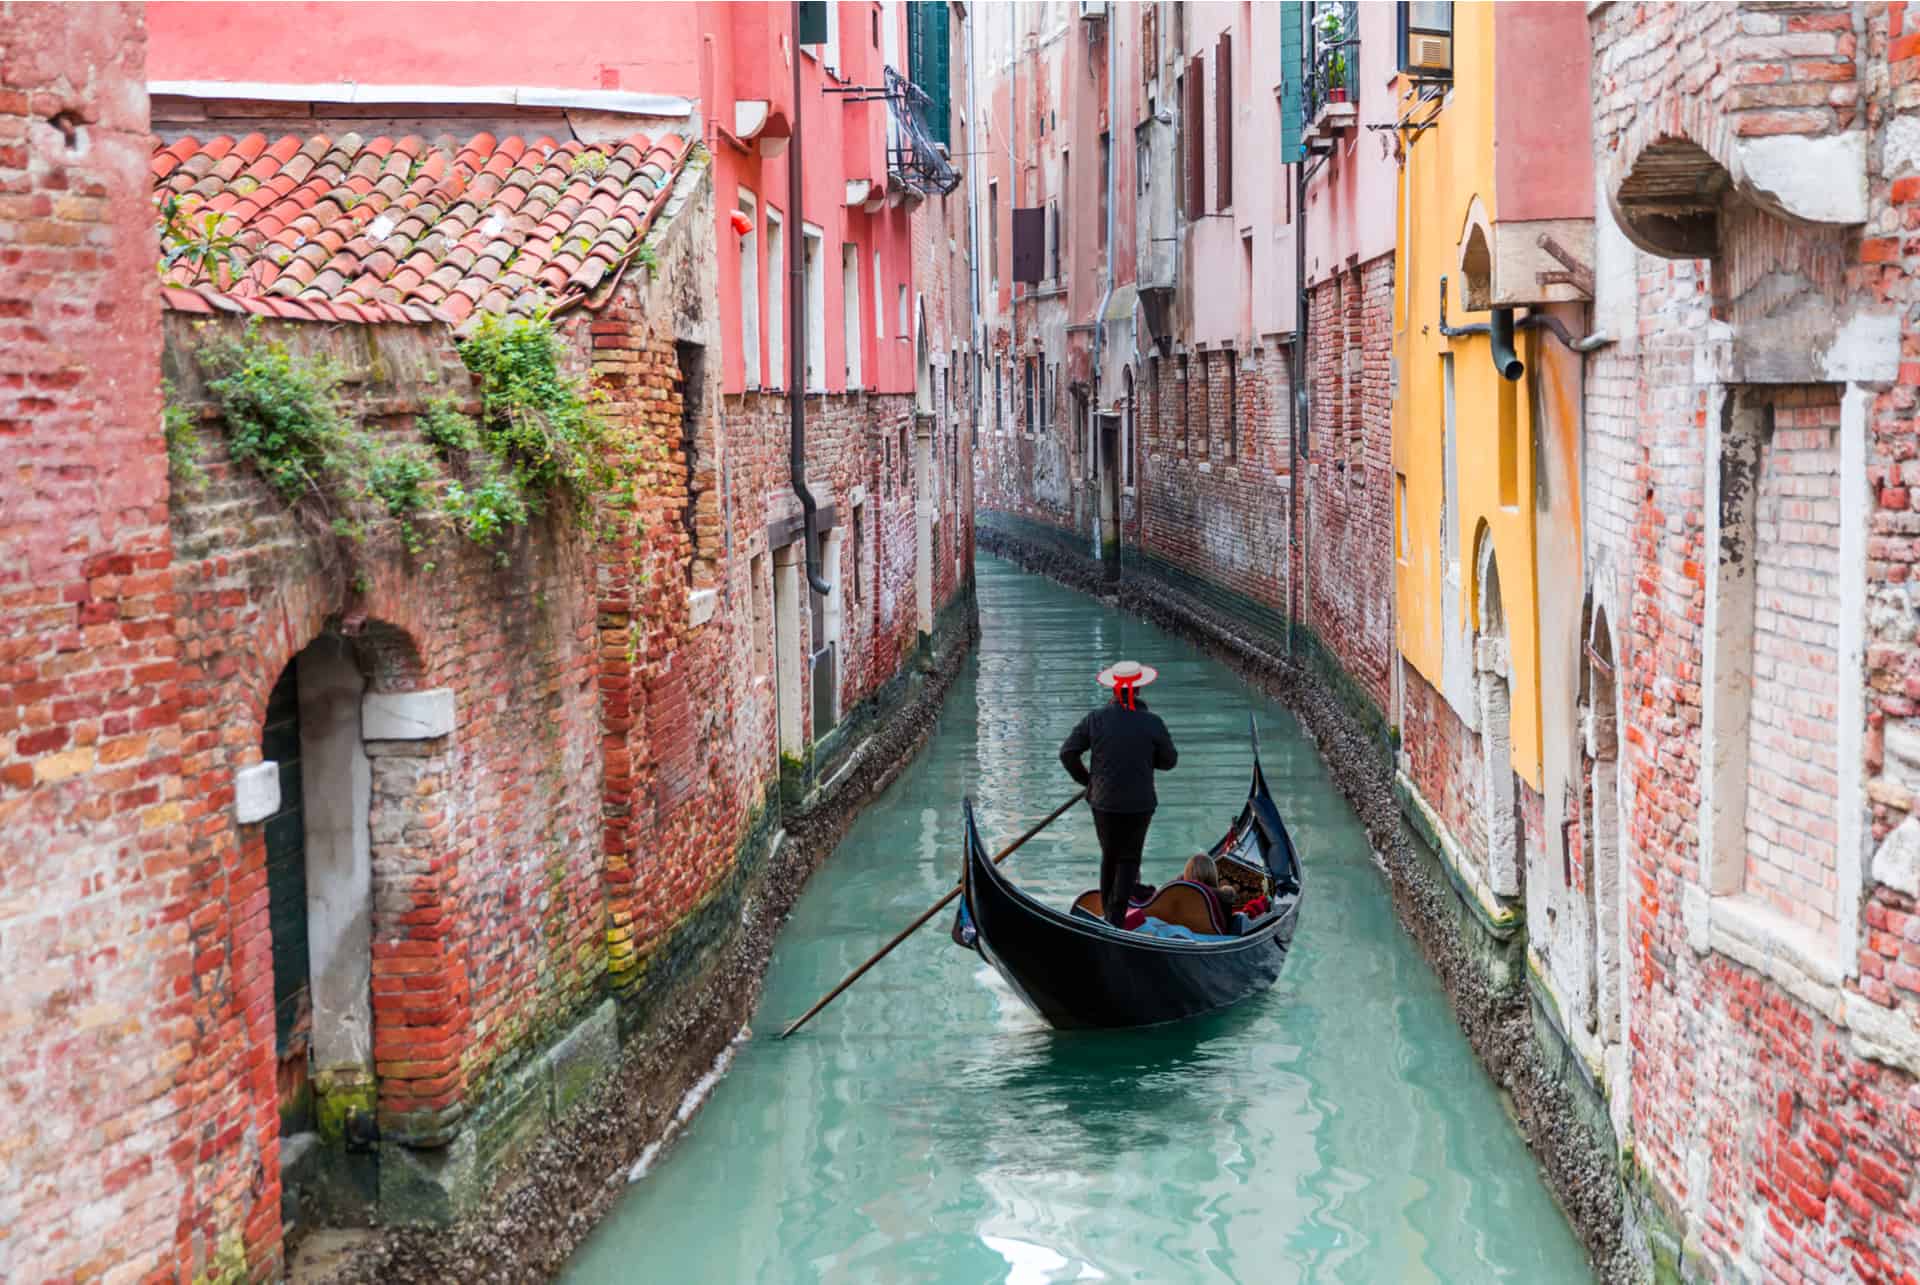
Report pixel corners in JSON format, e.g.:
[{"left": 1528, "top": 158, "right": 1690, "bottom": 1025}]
[{"left": 1694, "top": 889, "right": 1847, "bottom": 1020}]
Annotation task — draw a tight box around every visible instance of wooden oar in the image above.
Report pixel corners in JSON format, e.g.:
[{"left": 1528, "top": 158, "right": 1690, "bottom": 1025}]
[{"left": 778, "top": 788, "right": 1087, "bottom": 1039}]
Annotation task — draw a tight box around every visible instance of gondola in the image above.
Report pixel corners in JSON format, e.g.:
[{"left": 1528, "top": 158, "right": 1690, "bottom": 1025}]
[{"left": 952, "top": 724, "right": 1303, "bottom": 1029}]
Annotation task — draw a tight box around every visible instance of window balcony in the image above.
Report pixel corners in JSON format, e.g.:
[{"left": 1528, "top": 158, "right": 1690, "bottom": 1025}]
[{"left": 1305, "top": 1, "right": 1359, "bottom": 145}]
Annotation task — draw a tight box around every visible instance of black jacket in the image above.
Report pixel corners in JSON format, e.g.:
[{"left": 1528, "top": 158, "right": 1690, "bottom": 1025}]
[{"left": 1059, "top": 697, "right": 1178, "bottom": 814}]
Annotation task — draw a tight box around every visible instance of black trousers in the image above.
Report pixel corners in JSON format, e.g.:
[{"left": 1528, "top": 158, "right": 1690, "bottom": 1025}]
[{"left": 1092, "top": 807, "right": 1154, "bottom": 927}]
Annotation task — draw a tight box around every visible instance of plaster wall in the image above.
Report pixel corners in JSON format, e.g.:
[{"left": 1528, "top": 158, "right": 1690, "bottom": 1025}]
[{"left": 1299, "top": 0, "right": 1396, "bottom": 288}]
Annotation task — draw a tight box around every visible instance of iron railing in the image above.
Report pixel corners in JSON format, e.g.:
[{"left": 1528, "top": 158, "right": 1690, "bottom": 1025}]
[
  {"left": 1304, "top": 1, "right": 1360, "bottom": 127},
  {"left": 886, "top": 66, "right": 961, "bottom": 197}
]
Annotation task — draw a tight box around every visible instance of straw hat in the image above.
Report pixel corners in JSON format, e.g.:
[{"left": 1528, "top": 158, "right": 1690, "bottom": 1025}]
[{"left": 1096, "top": 660, "right": 1159, "bottom": 690}]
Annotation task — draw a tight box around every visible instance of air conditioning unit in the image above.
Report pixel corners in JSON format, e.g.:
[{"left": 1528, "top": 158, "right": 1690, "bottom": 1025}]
[
  {"left": 1079, "top": 0, "right": 1107, "bottom": 21},
  {"left": 1408, "top": 32, "right": 1452, "bottom": 73}
]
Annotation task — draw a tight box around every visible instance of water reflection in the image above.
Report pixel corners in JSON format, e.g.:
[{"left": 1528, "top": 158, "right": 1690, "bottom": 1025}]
[{"left": 566, "top": 557, "right": 1590, "bottom": 1285}]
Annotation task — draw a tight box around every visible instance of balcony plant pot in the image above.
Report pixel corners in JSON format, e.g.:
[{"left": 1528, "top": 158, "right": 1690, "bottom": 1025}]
[{"left": 1329, "top": 87, "right": 1349, "bottom": 104}]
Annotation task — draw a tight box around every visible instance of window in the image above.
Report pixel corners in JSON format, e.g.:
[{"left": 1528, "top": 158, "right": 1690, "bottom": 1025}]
[
  {"left": 873, "top": 249, "right": 884, "bottom": 340},
  {"left": 1049, "top": 201, "right": 1061, "bottom": 282},
  {"left": 1396, "top": 473, "right": 1410, "bottom": 562},
  {"left": 1398, "top": 2, "right": 1455, "bottom": 79},
  {"left": 988, "top": 181, "right": 999, "bottom": 290},
  {"left": 1195, "top": 352, "right": 1210, "bottom": 459},
  {"left": 803, "top": 226, "right": 825, "bottom": 390},
  {"left": 995, "top": 360, "right": 1004, "bottom": 433},
  {"left": 765, "top": 207, "right": 784, "bottom": 387},
  {"left": 842, "top": 244, "right": 863, "bottom": 388},
  {"left": 1061, "top": 150, "right": 1071, "bottom": 277},
  {"left": 871, "top": 6, "right": 879, "bottom": 47},
  {"left": 1215, "top": 32, "right": 1233, "bottom": 210},
  {"left": 1024, "top": 358, "right": 1035, "bottom": 434},
  {"left": 737, "top": 190, "right": 760, "bottom": 387},
  {"left": 906, "top": 0, "right": 952, "bottom": 144},
  {"left": 1149, "top": 356, "right": 1161, "bottom": 454},
  {"left": 1099, "top": 133, "right": 1111, "bottom": 252},
  {"left": 899, "top": 425, "right": 909, "bottom": 486},
  {"left": 1124, "top": 367, "right": 1135, "bottom": 487}
]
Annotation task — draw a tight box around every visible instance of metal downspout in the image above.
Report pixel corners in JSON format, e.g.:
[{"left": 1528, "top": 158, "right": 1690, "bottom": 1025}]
[
  {"left": 789, "top": 0, "right": 830, "bottom": 597},
  {"left": 1288, "top": 151, "right": 1307, "bottom": 657},
  {"left": 1092, "top": 11, "right": 1118, "bottom": 570}
]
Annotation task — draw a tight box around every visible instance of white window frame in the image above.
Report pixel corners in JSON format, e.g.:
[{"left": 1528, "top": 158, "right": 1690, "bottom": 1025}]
[
  {"left": 803, "top": 225, "right": 826, "bottom": 392},
  {"left": 841, "top": 243, "right": 863, "bottom": 389},
  {"left": 872, "top": 248, "right": 885, "bottom": 340},
  {"left": 765, "top": 206, "right": 785, "bottom": 389},
  {"left": 897, "top": 283, "right": 908, "bottom": 339},
  {"left": 737, "top": 189, "right": 760, "bottom": 388}
]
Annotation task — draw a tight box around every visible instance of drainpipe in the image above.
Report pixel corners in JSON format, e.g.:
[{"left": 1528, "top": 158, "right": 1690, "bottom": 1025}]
[
  {"left": 1091, "top": 10, "right": 1118, "bottom": 569},
  {"left": 789, "top": 0, "right": 831, "bottom": 596},
  {"left": 1288, "top": 147, "right": 1307, "bottom": 657}
]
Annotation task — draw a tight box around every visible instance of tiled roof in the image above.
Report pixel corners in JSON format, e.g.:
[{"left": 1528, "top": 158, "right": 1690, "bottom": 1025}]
[{"left": 152, "top": 130, "right": 691, "bottom": 328}]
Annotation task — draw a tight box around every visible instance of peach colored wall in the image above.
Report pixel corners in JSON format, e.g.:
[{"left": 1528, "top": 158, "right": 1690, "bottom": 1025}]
[
  {"left": 1188, "top": 0, "right": 1298, "bottom": 344},
  {"left": 1492, "top": 0, "right": 1593, "bottom": 222},
  {"left": 146, "top": 1, "right": 920, "bottom": 398},
  {"left": 1301, "top": 0, "right": 1397, "bottom": 286},
  {"left": 148, "top": 2, "right": 704, "bottom": 97}
]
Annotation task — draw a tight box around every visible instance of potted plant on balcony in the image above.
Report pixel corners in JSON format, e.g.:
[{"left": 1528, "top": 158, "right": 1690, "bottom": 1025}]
[{"left": 1317, "top": 7, "right": 1350, "bottom": 104}]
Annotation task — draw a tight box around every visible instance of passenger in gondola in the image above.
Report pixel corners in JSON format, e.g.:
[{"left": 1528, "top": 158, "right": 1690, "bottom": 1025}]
[
  {"left": 1059, "top": 659, "right": 1179, "bottom": 927},
  {"left": 1179, "top": 852, "right": 1228, "bottom": 927}
]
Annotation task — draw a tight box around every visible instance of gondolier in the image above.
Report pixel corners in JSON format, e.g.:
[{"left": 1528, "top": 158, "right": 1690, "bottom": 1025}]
[{"left": 1059, "top": 659, "right": 1178, "bottom": 927}]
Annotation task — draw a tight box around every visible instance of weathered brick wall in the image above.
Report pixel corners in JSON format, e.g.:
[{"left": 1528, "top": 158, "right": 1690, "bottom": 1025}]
[
  {"left": 1748, "top": 386, "right": 1844, "bottom": 937},
  {"left": 1587, "top": 3, "right": 1920, "bottom": 1277},
  {"left": 1301, "top": 257, "right": 1394, "bottom": 715},
  {"left": 1131, "top": 344, "right": 1295, "bottom": 617},
  {"left": 0, "top": 6, "right": 195, "bottom": 1279}
]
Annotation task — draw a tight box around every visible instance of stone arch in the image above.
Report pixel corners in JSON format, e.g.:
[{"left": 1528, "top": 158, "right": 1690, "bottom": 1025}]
[
  {"left": 239, "top": 613, "right": 458, "bottom": 1216},
  {"left": 1456, "top": 196, "right": 1495, "bottom": 311},
  {"left": 1473, "top": 524, "right": 1521, "bottom": 898}
]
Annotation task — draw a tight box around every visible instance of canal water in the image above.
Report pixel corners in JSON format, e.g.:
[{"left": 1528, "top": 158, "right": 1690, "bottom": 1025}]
[{"left": 567, "top": 556, "right": 1590, "bottom": 1283}]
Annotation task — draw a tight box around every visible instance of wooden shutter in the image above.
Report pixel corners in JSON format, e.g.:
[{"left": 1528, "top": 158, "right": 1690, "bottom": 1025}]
[
  {"left": 1011, "top": 207, "right": 1046, "bottom": 284},
  {"left": 1184, "top": 55, "right": 1206, "bottom": 218},
  {"left": 908, "top": 1, "right": 952, "bottom": 145},
  {"left": 1280, "top": 1, "right": 1304, "bottom": 163},
  {"left": 1216, "top": 32, "right": 1233, "bottom": 210}
]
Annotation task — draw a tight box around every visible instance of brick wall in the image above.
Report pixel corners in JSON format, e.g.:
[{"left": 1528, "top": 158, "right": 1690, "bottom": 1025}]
[
  {"left": 1301, "top": 257, "right": 1394, "bottom": 716},
  {"left": 0, "top": 6, "right": 194, "bottom": 1279},
  {"left": 1587, "top": 3, "right": 1920, "bottom": 1278},
  {"left": 1747, "top": 386, "right": 1843, "bottom": 937}
]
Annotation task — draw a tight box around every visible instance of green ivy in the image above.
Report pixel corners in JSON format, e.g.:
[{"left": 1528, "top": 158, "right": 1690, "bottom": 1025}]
[
  {"left": 196, "top": 321, "right": 352, "bottom": 508},
  {"left": 185, "top": 313, "right": 628, "bottom": 568},
  {"left": 161, "top": 382, "right": 205, "bottom": 493},
  {"left": 455, "top": 311, "right": 624, "bottom": 518}
]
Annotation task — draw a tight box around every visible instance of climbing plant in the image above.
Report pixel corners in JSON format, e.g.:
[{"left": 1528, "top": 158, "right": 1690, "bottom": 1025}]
[
  {"left": 161, "top": 381, "right": 205, "bottom": 493},
  {"left": 184, "top": 312, "right": 628, "bottom": 565}
]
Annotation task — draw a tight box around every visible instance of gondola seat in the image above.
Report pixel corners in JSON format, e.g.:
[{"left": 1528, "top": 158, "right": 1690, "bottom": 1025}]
[{"left": 1072, "top": 881, "right": 1228, "bottom": 935}]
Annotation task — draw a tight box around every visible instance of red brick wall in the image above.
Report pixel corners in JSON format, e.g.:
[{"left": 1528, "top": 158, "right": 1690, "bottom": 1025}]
[
  {"left": 1301, "top": 257, "right": 1394, "bottom": 714},
  {"left": 1588, "top": 4, "right": 1920, "bottom": 1278},
  {"left": 0, "top": 6, "right": 197, "bottom": 1279}
]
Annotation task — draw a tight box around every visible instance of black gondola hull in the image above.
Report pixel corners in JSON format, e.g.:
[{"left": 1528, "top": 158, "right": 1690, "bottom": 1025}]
[{"left": 959, "top": 744, "right": 1302, "bottom": 1030}]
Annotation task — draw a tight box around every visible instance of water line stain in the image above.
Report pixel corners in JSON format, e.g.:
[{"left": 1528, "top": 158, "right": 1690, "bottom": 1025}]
[{"left": 567, "top": 557, "right": 1591, "bottom": 1284}]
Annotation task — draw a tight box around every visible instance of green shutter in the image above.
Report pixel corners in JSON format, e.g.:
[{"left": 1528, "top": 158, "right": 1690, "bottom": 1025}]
[
  {"left": 1280, "top": 0, "right": 1305, "bottom": 164},
  {"left": 908, "top": 2, "right": 951, "bottom": 146},
  {"left": 798, "top": 1, "right": 828, "bottom": 46}
]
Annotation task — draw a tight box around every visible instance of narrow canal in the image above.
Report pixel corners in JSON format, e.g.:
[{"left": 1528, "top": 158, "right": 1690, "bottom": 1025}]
[{"left": 567, "top": 556, "right": 1590, "bottom": 1283}]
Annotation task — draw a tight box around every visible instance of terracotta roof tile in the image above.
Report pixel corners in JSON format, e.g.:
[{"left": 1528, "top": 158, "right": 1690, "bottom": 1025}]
[{"left": 156, "top": 128, "right": 694, "bottom": 328}]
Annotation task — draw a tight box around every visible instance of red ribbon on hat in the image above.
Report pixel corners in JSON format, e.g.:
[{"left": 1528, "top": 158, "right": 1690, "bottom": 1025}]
[{"left": 1113, "top": 671, "right": 1140, "bottom": 709}]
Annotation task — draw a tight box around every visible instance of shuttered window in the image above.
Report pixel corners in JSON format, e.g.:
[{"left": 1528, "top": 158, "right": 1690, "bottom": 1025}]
[
  {"left": 1215, "top": 32, "right": 1233, "bottom": 211},
  {"left": 908, "top": 1, "right": 952, "bottom": 145}
]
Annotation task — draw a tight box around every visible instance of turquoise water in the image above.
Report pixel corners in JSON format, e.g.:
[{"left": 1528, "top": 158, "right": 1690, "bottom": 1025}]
[{"left": 567, "top": 557, "right": 1591, "bottom": 1283}]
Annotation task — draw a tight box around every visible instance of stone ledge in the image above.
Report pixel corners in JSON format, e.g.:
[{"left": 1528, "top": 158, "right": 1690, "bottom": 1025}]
[
  {"left": 1706, "top": 893, "right": 1846, "bottom": 1022},
  {"left": 361, "top": 688, "right": 455, "bottom": 740},
  {"left": 234, "top": 761, "right": 280, "bottom": 824},
  {"left": 1395, "top": 771, "right": 1523, "bottom": 940}
]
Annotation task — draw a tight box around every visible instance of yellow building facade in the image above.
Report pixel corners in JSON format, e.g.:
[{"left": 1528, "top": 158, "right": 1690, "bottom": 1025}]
[{"left": 1389, "top": 0, "right": 1594, "bottom": 928}]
